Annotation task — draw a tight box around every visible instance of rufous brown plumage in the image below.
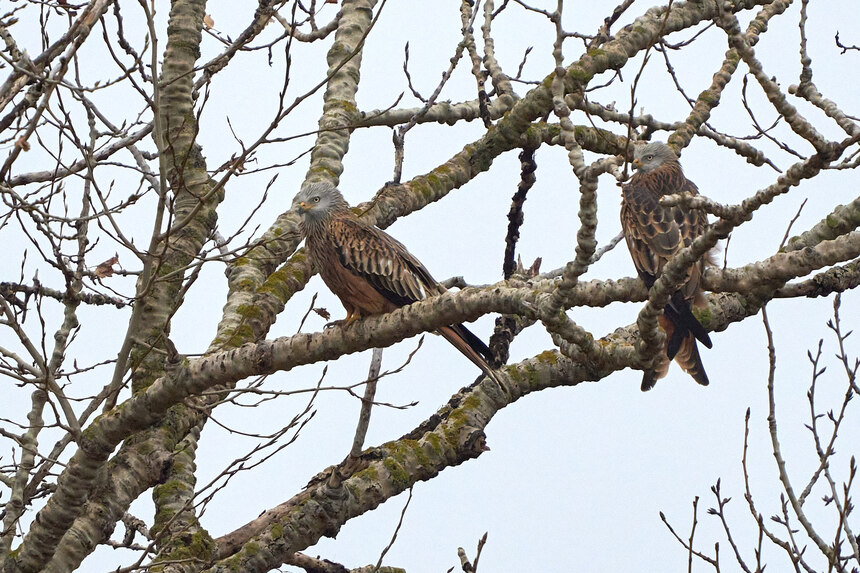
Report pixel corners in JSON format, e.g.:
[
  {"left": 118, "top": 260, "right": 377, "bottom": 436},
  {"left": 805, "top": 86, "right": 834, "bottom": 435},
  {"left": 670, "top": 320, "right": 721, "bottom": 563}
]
[
  {"left": 295, "top": 182, "right": 497, "bottom": 381},
  {"left": 620, "top": 142, "right": 713, "bottom": 390}
]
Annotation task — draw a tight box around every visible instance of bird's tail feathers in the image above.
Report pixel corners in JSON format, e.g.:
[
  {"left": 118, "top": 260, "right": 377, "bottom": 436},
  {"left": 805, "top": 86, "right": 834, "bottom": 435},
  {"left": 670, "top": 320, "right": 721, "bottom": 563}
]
[
  {"left": 449, "top": 323, "right": 492, "bottom": 362},
  {"left": 642, "top": 314, "right": 676, "bottom": 391},
  {"left": 665, "top": 291, "right": 711, "bottom": 358},
  {"left": 438, "top": 324, "right": 500, "bottom": 383},
  {"left": 640, "top": 354, "right": 670, "bottom": 391},
  {"left": 642, "top": 295, "right": 711, "bottom": 391},
  {"left": 674, "top": 333, "right": 709, "bottom": 386},
  {"left": 663, "top": 306, "right": 686, "bottom": 359}
]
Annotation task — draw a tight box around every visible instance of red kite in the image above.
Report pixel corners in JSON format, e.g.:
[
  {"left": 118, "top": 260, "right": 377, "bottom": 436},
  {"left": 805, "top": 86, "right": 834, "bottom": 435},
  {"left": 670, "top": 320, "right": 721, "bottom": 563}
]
[
  {"left": 621, "top": 142, "right": 713, "bottom": 390},
  {"left": 295, "top": 182, "right": 497, "bottom": 381}
]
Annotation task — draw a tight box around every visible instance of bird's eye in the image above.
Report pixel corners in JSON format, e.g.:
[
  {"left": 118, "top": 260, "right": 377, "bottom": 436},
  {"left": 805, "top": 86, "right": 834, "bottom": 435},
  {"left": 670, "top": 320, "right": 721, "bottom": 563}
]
[
  {"left": 644, "top": 154, "right": 653, "bottom": 161},
  {"left": 313, "top": 196, "right": 321, "bottom": 203}
]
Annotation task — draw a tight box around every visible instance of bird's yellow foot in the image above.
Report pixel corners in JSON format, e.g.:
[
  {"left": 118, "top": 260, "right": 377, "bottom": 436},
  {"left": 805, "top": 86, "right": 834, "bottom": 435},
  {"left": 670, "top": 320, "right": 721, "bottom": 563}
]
[{"left": 325, "top": 311, "right": 359, "bottom": 328}]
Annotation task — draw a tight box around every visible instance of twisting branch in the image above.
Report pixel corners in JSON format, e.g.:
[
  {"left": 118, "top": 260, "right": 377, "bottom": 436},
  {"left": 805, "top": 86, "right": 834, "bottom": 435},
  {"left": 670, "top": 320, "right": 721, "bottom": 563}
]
[
  {"left": 481, "top": 0, "right": 515, "bottom": 105},
  {"left": 391, "top": 0, "right": 476, "bottom": 184},
  {"left": 835, "top": 31, "right": 860, "bottom": 54},
  {"left": 502, "top": 147, "right": 537, "bottom": 280},
  {"left": 659, "top": 497, "right": 720, "bottom": 570},
  {"left": 459, "top": 0, "right": 491, "bottom": 128},
  {"left": 347, "top": 347, "right": 383, "bottom": 459},
  {"left": 763, "top": 304, "right": 842, "bottom": 569},
  {"left": 788, "top": 1, "right": 859, "bottom": 139},
  {"left": 717, "top": 5, "right": 833, "bottom": 154},
  {"left": 0, "top": 0, "right": 112, "bottom": 116},
  {"left": 490, "top": 146, "right": 538, "bottom": 366}
]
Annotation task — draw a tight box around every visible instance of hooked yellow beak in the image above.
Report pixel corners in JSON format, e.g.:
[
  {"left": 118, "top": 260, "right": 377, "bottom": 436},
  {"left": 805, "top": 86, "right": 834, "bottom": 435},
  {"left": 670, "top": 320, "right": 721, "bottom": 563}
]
[
  {"left": 632, "top": 158, "right": 642, "bottom": 169},
  {"left": 297, "top": 201, "right": 313, "bottom": 214}
]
